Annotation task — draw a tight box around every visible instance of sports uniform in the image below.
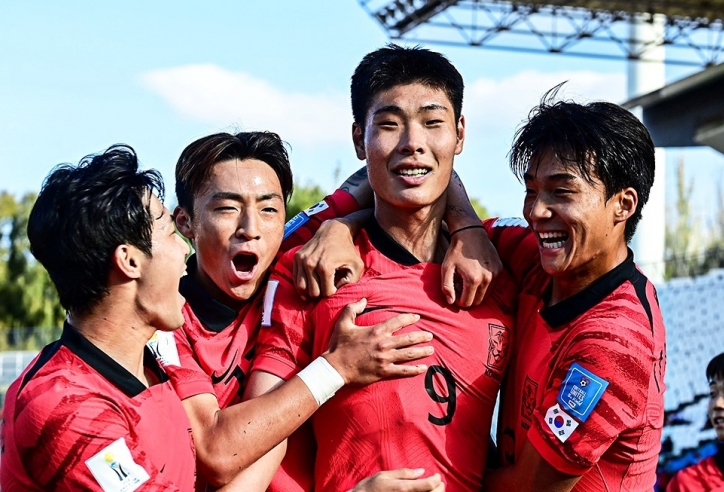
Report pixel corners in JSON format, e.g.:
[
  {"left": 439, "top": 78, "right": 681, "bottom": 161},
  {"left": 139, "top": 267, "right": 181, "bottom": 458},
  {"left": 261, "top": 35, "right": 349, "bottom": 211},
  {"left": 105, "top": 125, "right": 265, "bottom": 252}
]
[
  {"left": 666, "top": 446, "right": 724, "bottom": 492},
  {"left": 484, "top": 218, "right": 667, "bottom": 490},
  {"left": 1, "top": 322, "right": 196, "bottom": 491},
  {"left": 151, "top": 189, "right": 359, "bottom": 491},
  {"left": 254, "top": 218, "right": 516, "bottom": 492}
]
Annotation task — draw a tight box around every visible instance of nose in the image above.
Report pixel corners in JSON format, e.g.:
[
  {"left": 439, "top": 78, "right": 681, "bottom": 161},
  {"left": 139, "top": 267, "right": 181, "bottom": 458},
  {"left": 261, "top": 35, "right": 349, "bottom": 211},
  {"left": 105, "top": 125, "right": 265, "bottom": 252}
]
[
  {"left": 175, "top": 231, "right": 191, "bottom": 257},
  {"left": 235, "top": 209, "right": 261, "bottom": 240},
  {"left": 398, "top": 123, "right": 426, "bottom": 155},
  {"left": 525, "top": 193, "right": 553, "bottom": 223}
]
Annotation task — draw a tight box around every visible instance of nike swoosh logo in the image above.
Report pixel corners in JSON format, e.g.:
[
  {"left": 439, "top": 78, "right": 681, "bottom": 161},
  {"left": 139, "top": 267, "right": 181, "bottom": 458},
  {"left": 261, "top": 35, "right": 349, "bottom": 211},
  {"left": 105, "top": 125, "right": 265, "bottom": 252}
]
[{"left": 210, "top": 349, "right": 239, "bottom": 385}]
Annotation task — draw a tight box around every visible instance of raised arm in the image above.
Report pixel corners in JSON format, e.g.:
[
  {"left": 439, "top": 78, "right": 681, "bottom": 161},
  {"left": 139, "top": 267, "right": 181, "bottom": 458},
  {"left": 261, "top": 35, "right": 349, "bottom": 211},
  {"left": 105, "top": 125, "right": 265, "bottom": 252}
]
[{"left": 441, "top": 171, "right": 502, "bottom": 307}]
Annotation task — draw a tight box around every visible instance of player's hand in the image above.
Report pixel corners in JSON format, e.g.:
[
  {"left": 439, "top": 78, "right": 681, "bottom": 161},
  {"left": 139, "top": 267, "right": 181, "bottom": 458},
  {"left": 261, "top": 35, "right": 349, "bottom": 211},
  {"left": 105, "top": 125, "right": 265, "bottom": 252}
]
[
  {"left": 442, "top": 225, "right": 502, "bottom": 307},
  {"left": 349, "top": 469, "right": 445, "bottom": 492},
  {"left": 293, "top": 218, "right": 363, "bottom": 299},
  {"left": 324, "top": 298, "right": 432, "bottom": 385}
]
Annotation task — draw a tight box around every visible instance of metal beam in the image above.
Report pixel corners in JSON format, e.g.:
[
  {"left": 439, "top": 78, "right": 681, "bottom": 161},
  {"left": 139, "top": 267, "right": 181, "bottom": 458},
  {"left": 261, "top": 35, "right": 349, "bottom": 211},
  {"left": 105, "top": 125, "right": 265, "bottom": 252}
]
[{"left": 359, "top": 0, "right": 724, "bottom": 66}]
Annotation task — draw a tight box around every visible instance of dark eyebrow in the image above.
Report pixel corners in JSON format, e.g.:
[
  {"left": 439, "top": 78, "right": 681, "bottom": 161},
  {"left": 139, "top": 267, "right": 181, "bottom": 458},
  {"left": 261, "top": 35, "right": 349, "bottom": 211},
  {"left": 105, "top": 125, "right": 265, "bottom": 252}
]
[
  {"left": 373, "top": 103, "right": 449, "bottom": 117},
  {"left": 419, "top": 103, "right": 448, "bottom": 113},
  {"left": 523, "top": 172, "right": 579, "bottom": 183},
  {"left": 373, "top": 105, "right": 403, "bottom": 117},
  {"left": 211, "top": 191, "right": 283, "bottom": 203}
]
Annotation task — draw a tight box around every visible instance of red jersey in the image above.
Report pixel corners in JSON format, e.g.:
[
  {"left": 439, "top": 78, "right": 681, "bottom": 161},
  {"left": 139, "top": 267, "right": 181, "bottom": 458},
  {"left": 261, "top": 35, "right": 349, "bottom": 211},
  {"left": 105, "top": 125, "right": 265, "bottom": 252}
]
[
  {"left": 667, "top": 450, "right": 724, "bottom": 492},
  {"left": 254, "top": 218, "right": 517, "bottom": 492},
  {"left": 150, "top": 190, "right": 359, "bottom": 492},
  {"left": 1, "top": 323, "right": 196, "bottom": 491},
  {"left": 484, "top": 218, "right": 667, "bottom": 491}
]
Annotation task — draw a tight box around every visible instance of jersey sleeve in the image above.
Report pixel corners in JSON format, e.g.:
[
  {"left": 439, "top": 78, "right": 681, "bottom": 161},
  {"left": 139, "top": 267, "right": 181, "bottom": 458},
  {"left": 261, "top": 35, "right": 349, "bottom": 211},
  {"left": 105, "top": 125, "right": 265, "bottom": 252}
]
[
  {"left": 482, "top": 217, "right": 540, "bottom": 286},
  {"left": 280, "top": 189, "right": 360, "bottom": 255},
  {"left": 158, "top": 326, "right": 215, "bottom": 401},
  {"left": 253, "top": 248, "right": 315, "bottom": 380},
  {"left": 526, "top": 318, "right": 653, "bottom": 475},
  {"left": 13, "top": 384, "right": 181, "bottom": 491}
]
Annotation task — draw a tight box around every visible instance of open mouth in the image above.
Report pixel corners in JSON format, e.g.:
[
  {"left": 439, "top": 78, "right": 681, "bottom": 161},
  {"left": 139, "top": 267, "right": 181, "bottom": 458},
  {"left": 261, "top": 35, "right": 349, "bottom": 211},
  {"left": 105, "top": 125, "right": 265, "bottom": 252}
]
[
  {"left": 539, "top": 231, "right": 568, "bottom": 249},
  {"left": 713, "top": 416, "right": 724, "bottom": 426},
  {"left": 233, "top": 252, "right": 259, "bottom": 274}
]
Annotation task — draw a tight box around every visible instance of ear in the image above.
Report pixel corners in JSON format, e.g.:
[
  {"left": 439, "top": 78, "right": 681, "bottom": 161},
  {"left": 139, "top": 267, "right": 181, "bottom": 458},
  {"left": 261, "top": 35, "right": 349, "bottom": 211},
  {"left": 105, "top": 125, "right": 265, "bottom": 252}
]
[
  {"left": 352, "top": 123, "right": 366, "bottom": 161},
  {"left": 112, "top": 244, "right": 143, "bottom": 280},
  {"left": 455, "top": 115, "right": 465, "bottom": 155},
  {"left": 613, "top": 187, "right": 638, "bottom": 225},
  {"left": 174, "top": 206, "right": 195, "bottom": 240}
]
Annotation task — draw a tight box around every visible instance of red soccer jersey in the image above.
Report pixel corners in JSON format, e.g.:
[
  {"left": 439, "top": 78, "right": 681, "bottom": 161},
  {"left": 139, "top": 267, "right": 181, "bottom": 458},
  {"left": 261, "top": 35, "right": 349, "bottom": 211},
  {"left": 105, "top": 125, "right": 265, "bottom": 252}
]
[
  {"left": 667, "top": 451, "right": 724, "bottom": 492},
  {"left": 150, "top": 189, "right": 359, "bottom": 492},
  {"left": 1, "top": 323, "right": 196, "bottom": 491},
  {"left": 254, "top": 218, "right": 517, "bottom": 492},
  {"left": 484, "top": 218, "right": 667, "bottom": 491}
]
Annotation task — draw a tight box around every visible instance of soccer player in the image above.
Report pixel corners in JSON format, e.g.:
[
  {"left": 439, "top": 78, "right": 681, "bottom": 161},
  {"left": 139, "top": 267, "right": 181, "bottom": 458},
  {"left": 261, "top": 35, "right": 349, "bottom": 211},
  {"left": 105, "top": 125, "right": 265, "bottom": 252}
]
[
  {"left": 666, "top": 352, "right": 724, "bottom": 491},
  {"left": 151, "top": 131, "right": 443, "bottom": 491},
  {"left": 480, "top": 94, "right": 667, "bottom": 491},
  {"left": 1, "top": 146, "right": 195, "bottom": 490},
  {"left": 248, "top": 45, "right": 516, "bottom": 492}
]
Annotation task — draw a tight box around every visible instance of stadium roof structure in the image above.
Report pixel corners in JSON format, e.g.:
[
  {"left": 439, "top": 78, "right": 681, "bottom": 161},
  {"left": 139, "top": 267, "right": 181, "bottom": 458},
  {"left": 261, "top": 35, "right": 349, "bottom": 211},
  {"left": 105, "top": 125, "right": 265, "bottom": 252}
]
[
  {"left": 623, "top": 61, "right": 724, "bottom": 153},
  {"left": 358, "top": 0, "right": 724, "bottom": 66}
]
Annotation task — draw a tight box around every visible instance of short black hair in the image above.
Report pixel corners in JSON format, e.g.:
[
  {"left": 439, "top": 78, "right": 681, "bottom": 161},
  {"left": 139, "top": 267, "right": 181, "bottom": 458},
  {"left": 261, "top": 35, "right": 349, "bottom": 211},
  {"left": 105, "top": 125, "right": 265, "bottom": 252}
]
[
  {"left": 27, "top": 145, "right": 164, "bottom": 316},
  {"left": 510, "top": 86, "right": 655, "bottom": 243},
  {"left": 175, "top": 131, "right": 293, "bottom": 218},
  {"left": 707, "top": 352, "right": 724, "bottom": 383},
  {"left": 351, "top": 44, "right": 464, "bottom": 129}
]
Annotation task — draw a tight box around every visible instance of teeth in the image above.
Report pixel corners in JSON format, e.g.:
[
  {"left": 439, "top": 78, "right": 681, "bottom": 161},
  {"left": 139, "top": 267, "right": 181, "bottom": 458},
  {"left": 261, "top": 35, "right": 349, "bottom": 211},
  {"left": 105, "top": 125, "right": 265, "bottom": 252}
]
[
  {"left": 396, "top": 168, "right": 429, "bottom": 177},
  {"left": 538, "top": 231, "right": 568, "bottom": 249},
  {"left": 542, "top": 240, "right": 566, "bottom": 249},
  {"left": 539, "top": 232, "right": 567, "bottom": 239}
]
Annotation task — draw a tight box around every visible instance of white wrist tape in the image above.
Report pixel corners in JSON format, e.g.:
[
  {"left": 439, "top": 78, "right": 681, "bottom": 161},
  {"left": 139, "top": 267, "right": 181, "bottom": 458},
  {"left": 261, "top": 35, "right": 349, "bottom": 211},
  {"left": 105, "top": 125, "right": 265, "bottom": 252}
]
[{"left": 297, "top": 357, "right": 345, "bottom": 406}]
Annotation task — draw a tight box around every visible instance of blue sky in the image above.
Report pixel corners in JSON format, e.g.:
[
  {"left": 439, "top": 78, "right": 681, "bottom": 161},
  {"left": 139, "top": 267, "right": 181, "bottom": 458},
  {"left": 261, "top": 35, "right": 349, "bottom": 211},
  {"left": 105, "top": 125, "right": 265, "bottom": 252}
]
[{"left": 1, "top": 1, "right": 722, "bottom": 224}]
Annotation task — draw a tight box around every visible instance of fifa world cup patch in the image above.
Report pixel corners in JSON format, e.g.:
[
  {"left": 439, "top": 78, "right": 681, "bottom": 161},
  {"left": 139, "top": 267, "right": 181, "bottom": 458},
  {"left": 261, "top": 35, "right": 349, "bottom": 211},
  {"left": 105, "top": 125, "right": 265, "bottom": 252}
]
[
  {"left": 85, "top": 437, "right": 150, "bottom": 491},
  {"left": 545, "top": 403, "right": 580, "bottom": 443},
  {"left": 261, "top": 280, "right": 280, "bottom": 327},
  {"left": 557, "top": 362, "right": 609, "bottom": 422},
  {"left": 146, "top": 330, "right": 181, "bottom": 367},
  {"left": 283, "top": 212, "right": 310, "bottom": 240}
]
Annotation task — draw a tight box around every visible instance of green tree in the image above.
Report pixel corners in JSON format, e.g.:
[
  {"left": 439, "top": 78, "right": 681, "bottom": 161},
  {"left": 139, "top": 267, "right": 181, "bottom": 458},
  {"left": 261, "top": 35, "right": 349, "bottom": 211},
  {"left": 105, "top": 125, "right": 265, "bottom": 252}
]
[
  {"left": 286, "top": 182, "right": 327, "bottom": 221},
  {"left": 664, "top": 158, "right": 699, "bottom": 279},
  {"left": 470, "top": 197, "right": 489, "bottom": 220},
  {"left": 0, "top": 191, "right": 64, "bottom": 349}
]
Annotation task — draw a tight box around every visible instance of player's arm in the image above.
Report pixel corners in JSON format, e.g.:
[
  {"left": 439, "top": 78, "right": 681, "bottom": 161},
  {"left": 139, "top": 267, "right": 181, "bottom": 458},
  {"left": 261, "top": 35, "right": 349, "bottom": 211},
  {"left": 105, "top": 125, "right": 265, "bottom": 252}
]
[
  {"left": 350, "top": 469, "right": 445, "bottom": 492},
  {"left": 441, "top": 170, "right": 502, "bottom": 307},
  {"left": 183, "top": 299, "right": 432, "bottom": 488},
  {"left": 483, "top": 441, "right": 579, "bottom": 492}
]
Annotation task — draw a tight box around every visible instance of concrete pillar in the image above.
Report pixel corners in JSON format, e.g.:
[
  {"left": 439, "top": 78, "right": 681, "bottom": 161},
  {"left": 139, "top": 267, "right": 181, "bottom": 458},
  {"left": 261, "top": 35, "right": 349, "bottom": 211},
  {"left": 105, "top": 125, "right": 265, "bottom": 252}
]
[{"left": 627, "top": 13, "right": 666, "bottom": 283}]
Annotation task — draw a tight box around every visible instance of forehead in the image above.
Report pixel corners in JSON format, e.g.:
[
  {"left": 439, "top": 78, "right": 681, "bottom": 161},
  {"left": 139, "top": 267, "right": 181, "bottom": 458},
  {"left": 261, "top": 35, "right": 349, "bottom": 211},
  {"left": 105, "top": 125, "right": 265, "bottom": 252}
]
[
  {"left": 525, "top": 151, "right": 598, "bottom": 184},
  {"left": 367, "top": 83, "right": 452, "bottom": 114},
  {"left": 201, "top": 158, "right": 283, "bottom": 197}
]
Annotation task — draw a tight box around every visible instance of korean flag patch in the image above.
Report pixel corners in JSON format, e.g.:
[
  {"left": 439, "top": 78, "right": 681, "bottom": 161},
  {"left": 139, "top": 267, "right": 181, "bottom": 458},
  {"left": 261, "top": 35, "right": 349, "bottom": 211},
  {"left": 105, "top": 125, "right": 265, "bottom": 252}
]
[
  {"left": 545, "top": 403, "right": 579, "bottom": 443},
  {"left": 557, "top": 362, "right": 609, "bottom": 422}
]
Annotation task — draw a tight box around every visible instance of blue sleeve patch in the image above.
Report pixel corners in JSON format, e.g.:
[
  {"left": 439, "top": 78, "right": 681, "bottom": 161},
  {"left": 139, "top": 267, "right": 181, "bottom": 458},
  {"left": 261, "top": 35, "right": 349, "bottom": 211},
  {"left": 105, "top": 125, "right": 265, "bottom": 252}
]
[
  {"left": 556, "top": 362, "right": 609, "bottom": 422},
  {"left": 283, "top": 212, "right": 309, "bottom": 240}
]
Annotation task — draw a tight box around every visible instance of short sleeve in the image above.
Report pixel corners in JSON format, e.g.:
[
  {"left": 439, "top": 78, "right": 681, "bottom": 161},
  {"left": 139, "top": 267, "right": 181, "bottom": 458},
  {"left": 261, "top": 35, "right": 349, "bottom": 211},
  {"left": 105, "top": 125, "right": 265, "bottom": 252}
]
[
  {"left": 280, "top": 189, "right": 360, "bottom": 255},
  {"left": 159, "top": 327, "right": 215, "bottom": 401},
  {"left": 13, "top": 385, "right": 180, "bottom": 491},
  {"left": 253, "top": 248, "right": 314, "bottom": 380},
  {"left": 527, "top": 319, "right": 652, "bottom": 475},
  {"left": 482, "top": 217, "right": 540, "bottom": 286}
]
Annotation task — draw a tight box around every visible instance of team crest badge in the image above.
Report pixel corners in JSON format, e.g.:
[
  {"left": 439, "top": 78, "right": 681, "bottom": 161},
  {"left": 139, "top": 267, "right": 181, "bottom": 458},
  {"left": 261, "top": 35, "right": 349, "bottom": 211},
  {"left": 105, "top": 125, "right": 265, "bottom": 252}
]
[
  {"left": 521, "top": 375, "right": 538, "bottom": 422},
  {"left": 85, "top": 437, "right": 150, "bottom": 491},
  {"left": 486, "top": 324, "right": 510, "bottom": 372}
]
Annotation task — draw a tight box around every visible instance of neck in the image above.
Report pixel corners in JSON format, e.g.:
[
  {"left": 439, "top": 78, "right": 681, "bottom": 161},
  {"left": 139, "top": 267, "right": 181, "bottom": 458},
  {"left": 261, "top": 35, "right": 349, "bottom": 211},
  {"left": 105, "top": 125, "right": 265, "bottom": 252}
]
[
  {"left": 374, "top": 198, "right": 447, "bottom": 263},
  {"left": 549, "top": 243, "right": 630, "bottom": 306},
  {"left": 69, "top": 303, "right": 154, "bottom": 385}
]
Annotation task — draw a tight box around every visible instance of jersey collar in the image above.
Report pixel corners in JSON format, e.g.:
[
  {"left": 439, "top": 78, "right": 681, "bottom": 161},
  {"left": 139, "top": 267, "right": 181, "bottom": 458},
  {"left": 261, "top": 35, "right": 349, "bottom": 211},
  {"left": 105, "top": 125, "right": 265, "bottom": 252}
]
[
  {"left": 180, "top": 254, "right": 239, "bottom": 332},
  {"left": 540, "top": 249, "right": 637, "bottom": 328},
  {"left": 60, "top": 321, "right": 169, "bottom": 397},
  {"left": 364, "top": 216, "right": 421, "bottom": 266}
]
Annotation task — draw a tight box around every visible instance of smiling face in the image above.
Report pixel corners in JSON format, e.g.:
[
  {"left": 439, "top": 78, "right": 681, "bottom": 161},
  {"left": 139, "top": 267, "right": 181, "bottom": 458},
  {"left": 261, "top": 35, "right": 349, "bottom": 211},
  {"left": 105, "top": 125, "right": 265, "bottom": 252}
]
[
  {"left": 710, "top": 376, "right": 724, "bottom": 441},
  {"left": 176, "top": 158, "right": 285, "bottom": 308},
  {"left": 138, "top": 193, "right": 190, "bottom": 331},
  {"left": 523, "top": 152, "right": 634, "bottom": 300},
  {"left": 353, "top": 83, "right": 464, "bottom": 214}
]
